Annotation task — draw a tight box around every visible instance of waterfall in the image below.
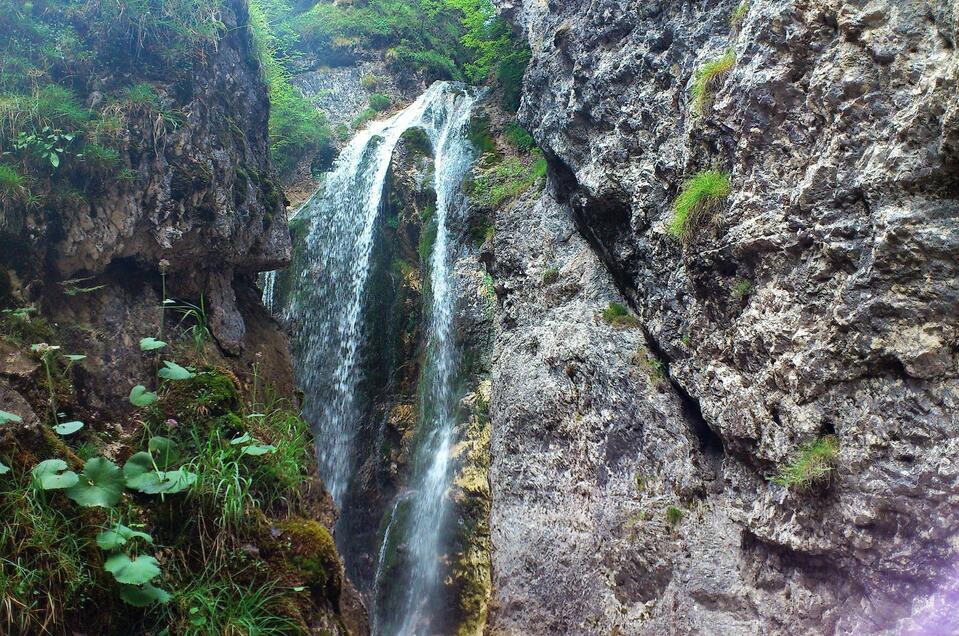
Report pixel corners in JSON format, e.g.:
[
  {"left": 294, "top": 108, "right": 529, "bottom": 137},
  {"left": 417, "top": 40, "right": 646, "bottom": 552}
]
[{"left": 271, "top": 81, "right": 481, "bottom": 634}]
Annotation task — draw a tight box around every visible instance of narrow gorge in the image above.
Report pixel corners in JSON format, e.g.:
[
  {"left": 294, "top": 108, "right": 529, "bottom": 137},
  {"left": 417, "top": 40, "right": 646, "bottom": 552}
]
[{"left": 0, "top": 1, "right": 957, "bottom": 635}]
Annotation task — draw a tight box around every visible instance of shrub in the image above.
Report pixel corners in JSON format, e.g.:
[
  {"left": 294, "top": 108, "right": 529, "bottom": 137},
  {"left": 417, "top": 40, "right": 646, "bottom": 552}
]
[
  {"left": 668, "top": 170, "right": 731, "bottom": 239},
  {"left": 602, "top": 302, "right": 640, "bottom": 328},
  {"left": 691, "top": 50, "right": 735, "bottom": 114},
  {"left": 504, "top": 121, "right": 535, "bottom": 152},
  {"left": 769, "top": 436, "right": 839, "bottom": 491},
  {"left": 732, "top": 279, "right": 755, "bottom": 298},
  {"left": 368, "top": 92, "right": 391, "bottom": 112},
  {"left": 666, "top": 506, "right": 684, "bottom": 526}
]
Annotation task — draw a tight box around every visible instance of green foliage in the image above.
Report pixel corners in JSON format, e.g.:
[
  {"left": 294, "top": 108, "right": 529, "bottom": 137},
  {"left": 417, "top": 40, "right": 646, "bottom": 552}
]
[
  {"left": 691, "top": 50, "right": 736, "bottom": 114},
  {"left": 0, "top": 474, "right": 97, "bottom": 632},
  {"left": 732, "top": 279, "right": 755, "bottom": 298},
  {"left": 121, "top": 82, "right": 161, "bottom": 110},
  {"left": 32, "top": 459, "right": 79, "bottom": 491},
  {"left": 158, "top": 360, "right": 196, "bottom": 381},
  {"left": 64, "top": 457, "right": 125, "bottom": 507},
  {"left": 130, "top": 384, "right": 159, "bottom": 407},
  {"left": 668, "top": 170, "right": 731, "bottom": 239},
  {"left": 0, "top": 163, "right": 26, "bottom": 197},
  {"left": 666, "top": 506, "right": 684, "bottom": 526},
  {"left": 53, "top": 420, "right": 84, "bottom": 436},
  {"left": 470, "top": 152, "right": 546, "bottom": 208},
  {"left": 140, "top": 337, "right": 167, "bottom": 351},
  {"left": 157, "top": 567, "right": 301, "bottom": 636},
  {"left": 542, "top": 267, "right": 559, "bottom": 284},
  {"left": 400, "top": 126, "right": 432, "bottom": 156},
  {"left": 731, "top": 2, "right": 749, "bottom": 29},
  {"left": 601, "top": 302, "right": 640, "bottom": 328},
  {"left": 504, "top": 121, "right": 535, "bottom": 152},
  {"left": 104, "top": 553, "right": 162, "bottom": 585},
  {"left": 418, "top": 220, "right": 439, "bottom": 264},
  {"left": 769, "top": 436, "right": 839, "bottom": 491},
  {"left": 250, "top": 0, "right": 333, "bottom": 177},
  {"left": 368, "top": 92, "right": 392, "bottom": 112}
]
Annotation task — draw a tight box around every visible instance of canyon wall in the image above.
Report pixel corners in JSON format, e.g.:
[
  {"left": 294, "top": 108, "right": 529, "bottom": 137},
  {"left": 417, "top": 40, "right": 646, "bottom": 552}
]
[{"left": 488, "top": 0, "right": 959, "bottom": 633}]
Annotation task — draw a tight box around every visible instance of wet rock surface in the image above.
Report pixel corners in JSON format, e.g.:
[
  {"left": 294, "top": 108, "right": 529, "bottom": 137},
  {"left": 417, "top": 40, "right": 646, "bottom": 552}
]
[{"left": 490, "top": 0, "right": 959, "bottom": 633}]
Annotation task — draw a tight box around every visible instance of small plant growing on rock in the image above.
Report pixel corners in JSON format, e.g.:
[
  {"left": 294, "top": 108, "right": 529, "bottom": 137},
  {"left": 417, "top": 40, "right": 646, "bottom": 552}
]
[
  {"left": 732, "top": 279, "right": 755, "bottom": 299},
  {"left": 542, "top": 266, "right": 559, "bottom": 284},
  {"left": 368, "top": 93, "right": 391, "bottom": 112},
  {"left": 769, "top": 436, "right": 839, "bottom": 491},
  {"left": 602, "top": 302, "right": 640, "bottom": 328},
  {"left": 668, "top": 170, "right": 731, "bottom": 239},
  {"left": 691, "top": 50, "right": 736, "bottom": 114},
  {"left": 731, "top": 2, "right": 749, "bottom": 30},
  {"left": 666, "top": 506, "right": 684, "bottom": 527}
]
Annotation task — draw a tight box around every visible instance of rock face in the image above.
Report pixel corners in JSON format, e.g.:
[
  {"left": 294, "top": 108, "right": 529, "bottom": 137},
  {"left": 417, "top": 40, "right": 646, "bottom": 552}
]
[{"left": 489, "top": 0, "right": 959, "bottom": 633}]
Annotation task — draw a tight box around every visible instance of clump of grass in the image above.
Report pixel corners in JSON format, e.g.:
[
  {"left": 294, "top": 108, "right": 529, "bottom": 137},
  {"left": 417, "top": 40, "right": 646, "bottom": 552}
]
[
  {"left": 602, "top": 302, "right": 640, "bottom": 328},
  {"left": 0, "top": 163, "right": 26, "bottom": 198},
  {"left": 635, "top": 349, "right": 666, "bottom": 386},
  {"left": 731, "top": 2, "right": 749, "bottom": 29},
  {"left": 471, "top": 152, "right": 547, "bottom": 208},
  {"left": 368, "top": 93, "right": 391, "bottom": 112},
  {"left": 668, "top": 170, "right": 731, "bottom": 239},
  {"left": 732, "top": 279, "right": 755, "bottom": 298},
  {"left": 691, "top": 50, "right": 736, "bottom": 114},
  {"left": 542, "top": 266, "right": 559, "bottom": 285},
  {"left": 159, "top": 563, "right": 300, "bottom": 636},
  {"left": 666, "top": 506, "right": 684, "bottom": 527},
  {"left": 120, "top": 82, "right": 160, "bottom": 110},
  {"left": 769, "top": 436, "right": 839, "bottom": 491}
]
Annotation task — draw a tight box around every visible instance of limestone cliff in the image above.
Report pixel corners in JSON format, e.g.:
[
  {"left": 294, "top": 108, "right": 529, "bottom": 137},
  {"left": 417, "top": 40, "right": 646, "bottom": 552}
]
[{"left": 489, "top": 0, "right": 959, "bottom": 633}]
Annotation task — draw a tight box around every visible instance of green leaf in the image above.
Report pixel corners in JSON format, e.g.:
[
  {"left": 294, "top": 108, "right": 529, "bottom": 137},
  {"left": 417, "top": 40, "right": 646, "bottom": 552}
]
[
  {"left": 139, "top": 337, "right": 167, "bottom": 351},
  {"left": 230, "top": 433, "right": 252, "bottom": 445},
  {"left": 96, "top": 524, "right": 154, "bottom": 551},
  {"left": 32, "top": 459, "right": 79, "bottom": 490},
  {"left": 124, "top": 452, "right": 195, "bottom": 495},
  {"left": 0, "top": 410, "right": 23, "bottom": 424},
  {"left": 129, "top": 385, "right": 157, "bottom": 408},
  {"left": 241, "top": 444, "right": 276, "bottom": 457},
  {"left": 120, "top": 583, "right": 171, "bottom": 606},
  {"left": 0, "top": 460, "right": 10, "bottom": 475},
  {"left": 148, "top": 436, "right": 180, "bottom": 470},
  {"left": 54, "top": 421, "right": 84, "bottom": 436},
  {"left": 65, "top": 457, "right": 124, "bottom": 507},
  {"left": 157, "top": 360, "right": 194, "bottom": 381},
  {"left": 104, "top": 553, "right": 161, "bottom": 585},
  {"left": 64, "top": 354, "right": 86, "bottom": 362},
  {"left": 49, "top": 153, "right": 59, "bottom": 168}
]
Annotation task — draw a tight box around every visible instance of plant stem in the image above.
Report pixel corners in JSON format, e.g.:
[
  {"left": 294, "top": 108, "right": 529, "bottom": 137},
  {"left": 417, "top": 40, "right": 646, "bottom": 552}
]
[{"left": 43, "top": 354, "right": 58, "bottom": 425}]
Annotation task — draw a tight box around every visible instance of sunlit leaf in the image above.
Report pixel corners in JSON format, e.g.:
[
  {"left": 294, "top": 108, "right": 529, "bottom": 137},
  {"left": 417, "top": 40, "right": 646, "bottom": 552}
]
[
  {"left": 129, "top": 385, "right": 158, "bottom": 407},
  {"left": 64, "top": 354, "right": 86, "bottom": 362},
  {"left": 139, "top": 337, "right": 167, "bottom": 351},
  {"left": 0, "top": 460, "right": 10, "bottom": 475},
  {"left": 65, "top": 457, "right": 124, "bottom": 507},
  {"left": 104, "top": 553, "right": 160, "bottom": 585},
  {"left": 241, "top": 444, "right": 276, "bottom": 457},
  {"left": 54, "top": 421, "right": 84, "bottom": 436},
  {"left": 157, "top": 360, "right": 194, "bottom": 381},
  {"left": 0, "top": 410, "right": 23, "bottom": 424},
  {"left": 230, "top": 433, "right": 252, "bottom": 445},
  {"left": 32, "top": 459, "right": 79, "bottom": 490}
]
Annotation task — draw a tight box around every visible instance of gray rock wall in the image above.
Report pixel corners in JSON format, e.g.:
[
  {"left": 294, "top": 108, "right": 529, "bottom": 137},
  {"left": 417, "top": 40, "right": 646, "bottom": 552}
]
[{"left": 489, "top": 0, "right": 959, "bottom": 633}]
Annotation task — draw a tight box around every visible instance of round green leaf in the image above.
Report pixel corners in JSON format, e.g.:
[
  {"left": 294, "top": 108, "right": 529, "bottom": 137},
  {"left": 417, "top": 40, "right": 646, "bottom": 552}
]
[
  {"left": 0, "top": 410, "right": 23, "bottom": 425},
  {"left": 157, "top": 468, "right": 197, "bottom": 494},
  {"left": 124, "top": 452, "right": 164, "bottom": 493},
  {"left": 0, "top": 459, "right": 10, "bottom": 475},
  {"left": 148, "top": 436, "right": 180, "bottom": 469},
  {"left": 129, "top": 385, "right": 158, "bottom": 408},
  {"left": 96, "top": 524, "right": 154, "bottom": 550},
  {"left": 65, "top": 457, "right": 124, "bottom": 507},
  {"left": 157, "top": 360, "right": 194, "bottom": 381},
  {"left": 32, "top": 459, "right": 79, "bottom": 490},
  {"left": 241, "top": 444, "right": 276, "bottom": 457},
  {"left": 54, "top": 420, "right": 84, "bottom": 436},
  {"left": 104, "top": 553, "right": 161, "bottom": 585},
  {"left": 139, "top": 337, "right": 167, "bottom": 351},
  {"left": 120, "top": 583, "right": 171, "bottom": 606}
]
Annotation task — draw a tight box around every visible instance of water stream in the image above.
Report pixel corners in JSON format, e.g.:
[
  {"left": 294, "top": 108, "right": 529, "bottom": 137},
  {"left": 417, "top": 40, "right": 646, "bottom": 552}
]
[{"left": 270, "top": 82, "right": 480, "bottom": 635}]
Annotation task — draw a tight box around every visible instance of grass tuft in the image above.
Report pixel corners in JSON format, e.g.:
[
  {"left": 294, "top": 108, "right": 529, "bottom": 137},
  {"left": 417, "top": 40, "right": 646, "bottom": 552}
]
[
  {"left": 691, "top": 50, "right": 736, "bottom": 114},
  {"left": 731, "top": 2, "right": 749, "bottom": 29},
  {"left": 666, "top": 506, "right": 684, "bottom": 527},
  {"left": 769, "top": 436, "right": 839, "bottom": 491},
  {"left": 668, "top": 170, "right": 731, "bottom": 239},
  {"left": 542, "top": 266, "right": 559, "bottom": 285},
  {"left": 732, "top": 279, "right": 755, "bottom": 299},
  {"left": 602, "top": 302, "right": 640, "bottom": 328}
]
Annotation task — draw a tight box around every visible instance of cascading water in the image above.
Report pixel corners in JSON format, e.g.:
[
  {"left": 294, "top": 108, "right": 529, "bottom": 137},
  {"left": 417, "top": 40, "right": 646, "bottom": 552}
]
[{"left": 270, "top": 82, "right": 481, "bottom": 635}]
